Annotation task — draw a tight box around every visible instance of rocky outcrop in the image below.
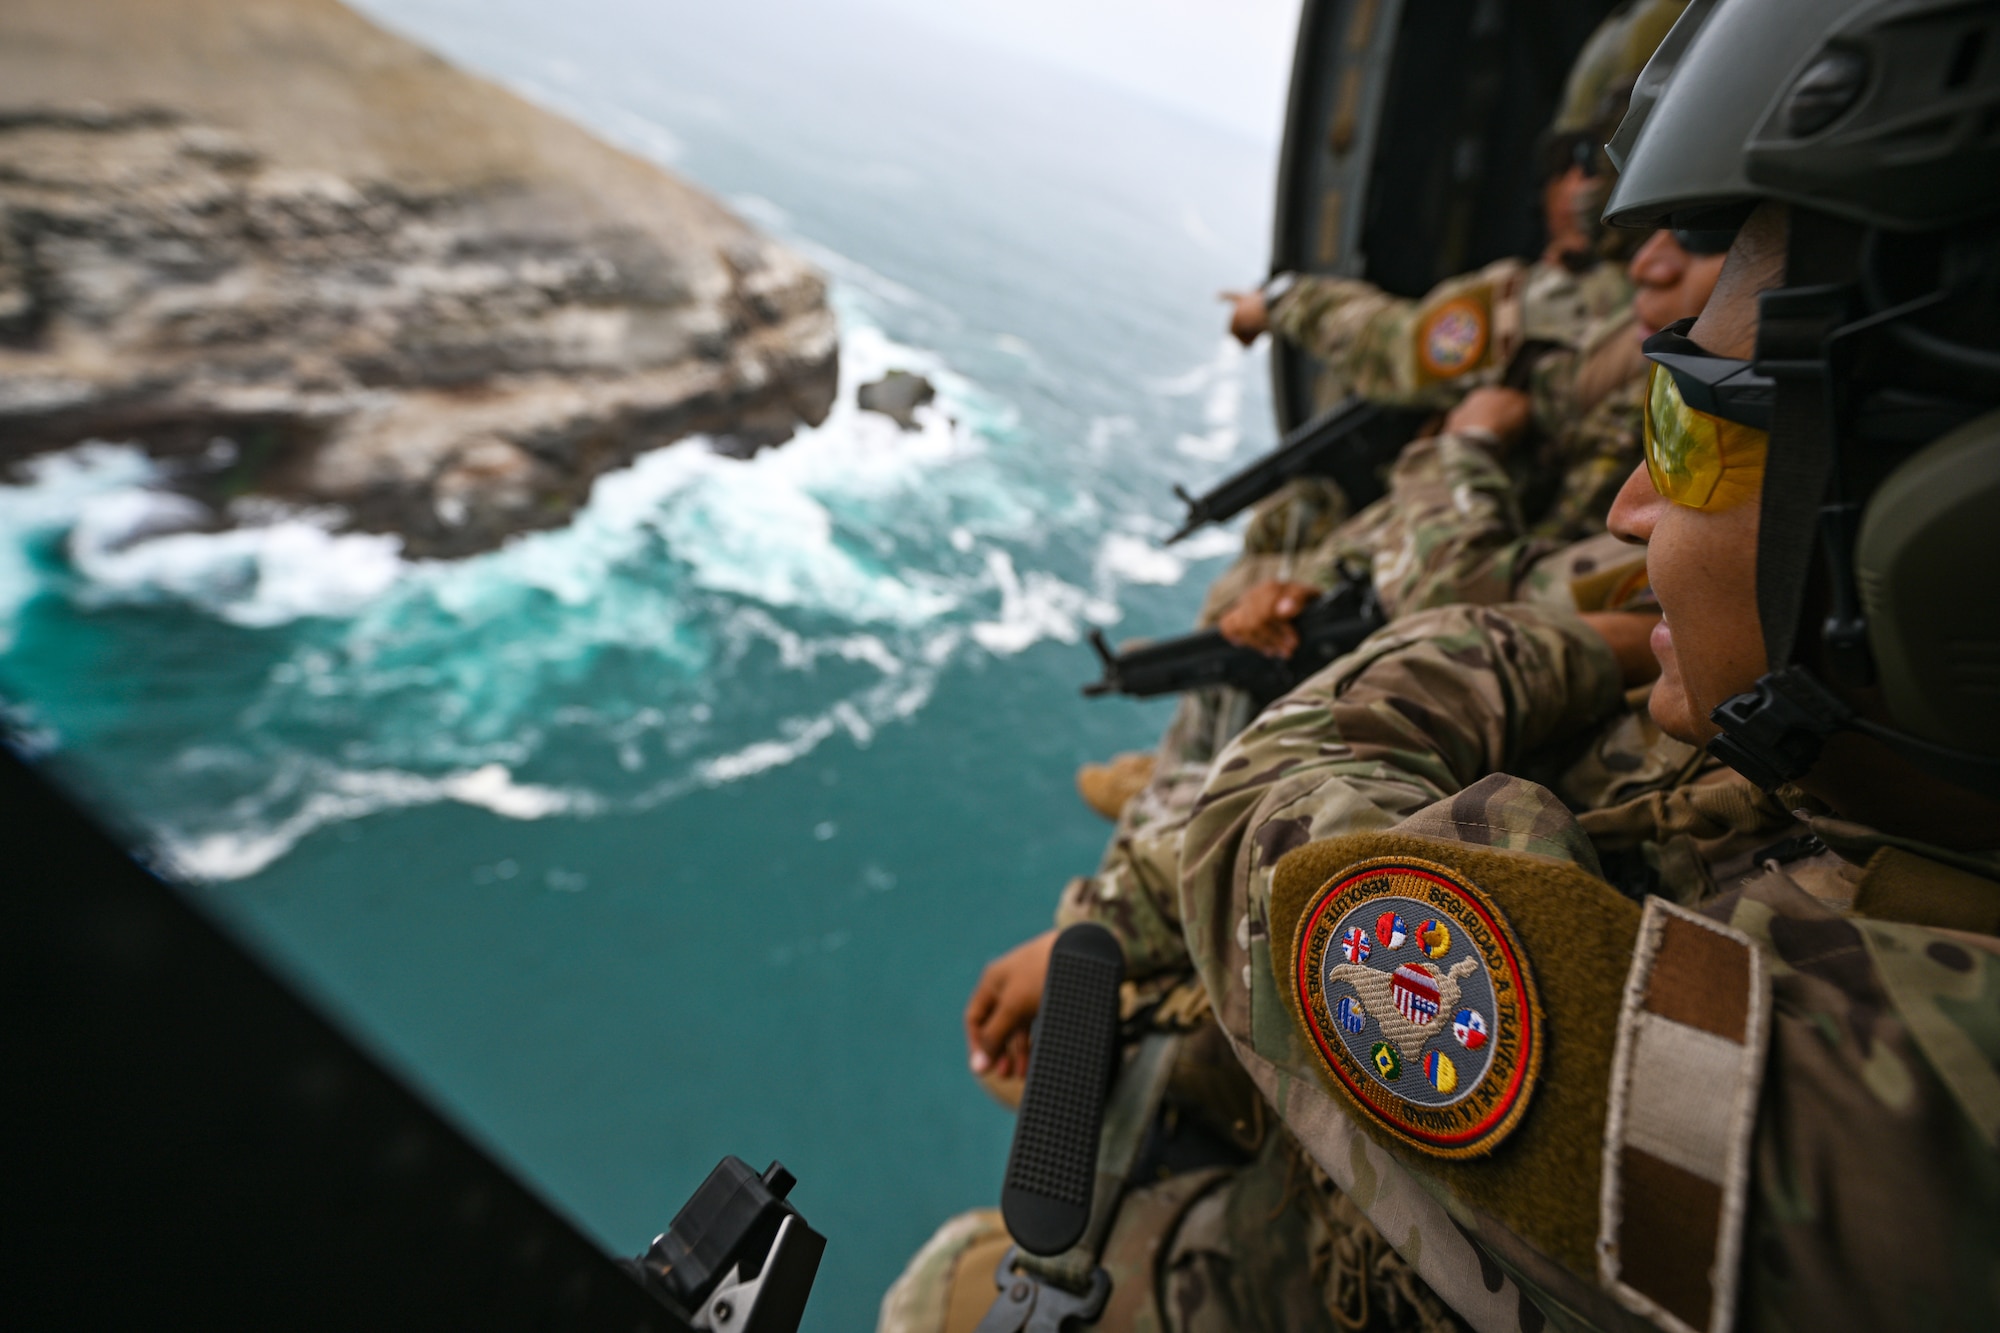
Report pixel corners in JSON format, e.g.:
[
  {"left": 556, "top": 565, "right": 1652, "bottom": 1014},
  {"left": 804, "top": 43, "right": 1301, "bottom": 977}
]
[
  {"left": 856, "top": 370, "right": 937, "bottom": 431},
  {"left": 0, "top": 0, "right": 837, "bottom": 557}
]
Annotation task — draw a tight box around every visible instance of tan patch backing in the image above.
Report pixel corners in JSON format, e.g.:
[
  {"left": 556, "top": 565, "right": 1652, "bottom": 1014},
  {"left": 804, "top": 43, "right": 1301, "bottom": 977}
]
[{"left": 1271, "top": 831, "right": 1640, "bottom": 1281}]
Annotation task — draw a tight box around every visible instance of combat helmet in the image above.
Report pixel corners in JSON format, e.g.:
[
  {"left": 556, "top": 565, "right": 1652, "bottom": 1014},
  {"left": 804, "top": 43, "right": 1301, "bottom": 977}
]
[
  {"left": 1605, "top": 0, "right": 2000, "bottom": 797},
  {"left": 1540, "top": 0, "right": 1693, "bottom": 257},
  {"left": 1545, "top": 0, "right": 1692, "bottom": 171}
]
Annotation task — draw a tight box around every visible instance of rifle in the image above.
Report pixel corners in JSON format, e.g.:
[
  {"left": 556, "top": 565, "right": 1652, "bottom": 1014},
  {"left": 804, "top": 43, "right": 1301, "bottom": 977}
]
[
  {"left": 1082, "top": 577, "right": 1383, "bottom": 705},
  {"left": 1166, "top": 397, "right": 1429, "bottom": 544}
]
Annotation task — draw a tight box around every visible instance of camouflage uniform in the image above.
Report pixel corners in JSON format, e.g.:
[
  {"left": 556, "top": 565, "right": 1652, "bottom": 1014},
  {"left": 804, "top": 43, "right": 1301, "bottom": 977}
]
[
  {"left": 899, "top": 310, "right": 1655, "bottom": 1333},
  {"left": 879, "top": 987, "right": 1468, "bottom": 1333},
  {"left": 1291, "top": 303, "right": 1651, "bottom": 624},
  {"left": 1142, "top": 296, "right": 1649, "bottom": 825},
  {"left": 914, "top": 376, "right": 1652, "bottom": 1332},
  {"left": 1075, "top": 602, "right": 2000, "bottom": 1332},
  {"left": 897, "top": 47, "right": 1662, "bottom": 1331},
  {"left": 889, "top": 604, "right": 1651, "bottom": 1333},
  {"left": 1224, "top": 252, "right": 1639, "bottom": 620},
  {"left": 1268, "top": 260, "right": 1634, "bottom": 416}
]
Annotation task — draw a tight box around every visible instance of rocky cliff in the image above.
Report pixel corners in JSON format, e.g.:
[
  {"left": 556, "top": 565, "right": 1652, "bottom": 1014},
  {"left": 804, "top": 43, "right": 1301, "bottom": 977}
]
[{"left": 0, "top": 0, "right": 837, "bottom": 557}]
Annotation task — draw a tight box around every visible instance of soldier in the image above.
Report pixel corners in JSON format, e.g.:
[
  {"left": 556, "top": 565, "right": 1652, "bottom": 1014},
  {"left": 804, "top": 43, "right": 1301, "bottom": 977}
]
[
  {"left": 896, "top": 599, "right": 1676, "bottom": 1333},
  {"left": 1221, "top": 0, "right": 1690, "bottom": 399},
  {"left": 1216, "top": 224, "right": 1728, "bottom": 664},
  {"left": 1072, "top": 2, "right": 1998, "bottom": 1330},
  {"left": 929, "top": 3, "right": 2000, "bottom": 1330},
  {"left": 891, "top": 14, "right": 1710, "bottom": 1333},
  {"left": 1075, "top": 1, "right": 1700, "bottom": 824},
  {"left": 1085, "top": 221, "right": 1720, "bottom": 841}
]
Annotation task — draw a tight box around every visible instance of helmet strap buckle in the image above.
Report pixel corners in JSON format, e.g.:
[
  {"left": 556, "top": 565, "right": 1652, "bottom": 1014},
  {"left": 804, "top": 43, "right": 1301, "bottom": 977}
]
[{"left": 1707, "top": 666, "right": 1853, "bottom": 791}]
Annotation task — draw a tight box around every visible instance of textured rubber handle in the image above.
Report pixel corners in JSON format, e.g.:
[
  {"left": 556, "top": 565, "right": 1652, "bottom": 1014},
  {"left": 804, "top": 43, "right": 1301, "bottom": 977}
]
[{"left": 999, "top": 923, "right": 1124, "bottom": 1257}]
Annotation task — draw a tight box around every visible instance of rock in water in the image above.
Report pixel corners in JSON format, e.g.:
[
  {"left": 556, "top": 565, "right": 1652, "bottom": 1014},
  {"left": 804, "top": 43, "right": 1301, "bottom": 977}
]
[
  {"left": 0, "top": 0, "right": 838, "bottom": 557},
  {"left": 856, "top": 370, "right": 936, "bottom": 431}
]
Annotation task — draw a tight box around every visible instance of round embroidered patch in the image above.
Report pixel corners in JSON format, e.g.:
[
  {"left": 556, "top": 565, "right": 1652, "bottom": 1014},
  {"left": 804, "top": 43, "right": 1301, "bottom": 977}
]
[
  {"left": 1416, "top": 297, "right": 1490, "bottom": 379},
  {"left": 1295, "top": 856, "right": 1541, "bottom": 1157}
]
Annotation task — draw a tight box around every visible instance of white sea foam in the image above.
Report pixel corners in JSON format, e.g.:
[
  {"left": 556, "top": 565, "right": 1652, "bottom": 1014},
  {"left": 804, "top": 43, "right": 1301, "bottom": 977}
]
[
  {"left": 1095, "top": 533, "right": 1185, "bottom": 588},
  {"left": 729, "top": 193, "right": 793, "bottom": 232},
  {"left": 971, "top": 548, "right": 1116, "bottom": 655},
  {"left": 167, "top": 759, "right": 590, "bottom": 881},
  {"left": 1170, "top": 526, "right": 1247, "bottom": 563},
  {"left": 1085, "top": 415, "right": 1135, "bottom": 455},
  {"left": 0, "top": 444, "right": 158, "bottom": 648},
  {"left": 2, "top": 290, "right": 1241, "bottom": 879},
  {"left": 1173, "top": 337, "right": 1247, "bottom": 463},
  {"left": 69, "top": 496, "right": 406, "bottom": 627},
  {"left": 0, "top": 445, "right": 406, "bottom": 633}
]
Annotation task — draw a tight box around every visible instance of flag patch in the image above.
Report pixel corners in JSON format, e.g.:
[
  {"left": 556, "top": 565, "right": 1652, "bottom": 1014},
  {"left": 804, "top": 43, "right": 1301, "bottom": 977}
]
[
  {"left": 1336, "top": 995, "right": 1368, "bottom": 1034},
  {"left": 1391, "top": 963, "right": 1443, "bottom": 1026},
  {"left": 1371, "top": 1042, "right": 1401, "bottom": 1081},
  {"left": 1453, "top": 1008, "right": 1489, "bottom": 1051},
  {"left": 1423, "top": 1049, "right": 1458, "bottom": 1094},
  {"left": 1414, "top": 918, "right": 1452, "bottom": 959},
  {"left": 1375, "top": 911, "right": 1407, "bottom": 949},
  {"left": 1341, "top": 926, "right": 1371, "bottom": 964}
]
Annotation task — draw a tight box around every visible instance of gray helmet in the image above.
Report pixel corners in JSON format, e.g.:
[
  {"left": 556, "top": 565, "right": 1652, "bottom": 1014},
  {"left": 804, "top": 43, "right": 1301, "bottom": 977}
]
[
  {"left": 1606, "top": 0, "right": 2000, "bottom": 231},
  {"left": 1602, "top": 0, "right": 2000, "bottom": 799}
]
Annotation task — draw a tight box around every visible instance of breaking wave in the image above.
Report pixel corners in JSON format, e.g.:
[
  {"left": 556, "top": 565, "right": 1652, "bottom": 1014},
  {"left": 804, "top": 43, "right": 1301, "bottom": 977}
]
[{"left": 0, "top": 289, "right": 1257, "bottom": 879}]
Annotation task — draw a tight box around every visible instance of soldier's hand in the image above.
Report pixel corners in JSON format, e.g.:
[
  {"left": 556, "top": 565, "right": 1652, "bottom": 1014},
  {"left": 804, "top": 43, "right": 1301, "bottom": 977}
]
[
  {"left": 966, "top": 929, "right": 1057, "bottom": 1080},
  {"left": 1579, "top": 610, "right": 1664, "bottom": 688},
  {"left": 1221, "top": 289, "right": 1270, "bottom": 345},
  {"left": 1444, "top": 387, "right": 1533, "bottom": 457},
  {"left": 1218, "top": 580, "right": 1321, "bottom": 658}
]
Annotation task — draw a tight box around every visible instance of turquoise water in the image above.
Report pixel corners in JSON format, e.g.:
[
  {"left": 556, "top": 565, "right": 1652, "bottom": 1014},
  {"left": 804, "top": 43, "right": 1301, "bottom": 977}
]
[{"left": 0, "top": 2, "right": 1281, "bottom": 1326}]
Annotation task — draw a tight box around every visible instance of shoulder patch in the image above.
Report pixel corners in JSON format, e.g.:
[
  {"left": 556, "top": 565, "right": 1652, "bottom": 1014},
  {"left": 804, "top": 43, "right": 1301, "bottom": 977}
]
[
  {"left": 1294, "top": 855, "right": 1541, "bottom": 1158},
  {"left": 1415, "top": 293, "right": 1492, "bottom": 382}
]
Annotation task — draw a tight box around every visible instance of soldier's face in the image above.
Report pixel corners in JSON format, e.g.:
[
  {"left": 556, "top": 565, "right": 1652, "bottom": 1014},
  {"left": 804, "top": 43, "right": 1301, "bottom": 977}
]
[
  {"left": 1609, "top": 205, "right": 1788, "bottom": 745},
  {"left": 1543, "top": 165, "right": 1596, "bottom": 260},
  {"left": 1628, "top": 230, "right": 1728, "bottom": 337}
]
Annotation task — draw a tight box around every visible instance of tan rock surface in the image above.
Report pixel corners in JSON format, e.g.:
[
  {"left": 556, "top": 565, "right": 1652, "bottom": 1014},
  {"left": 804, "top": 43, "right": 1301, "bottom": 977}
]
[{"left": 0, "top": 0, "right": 837, "bottom": 556}]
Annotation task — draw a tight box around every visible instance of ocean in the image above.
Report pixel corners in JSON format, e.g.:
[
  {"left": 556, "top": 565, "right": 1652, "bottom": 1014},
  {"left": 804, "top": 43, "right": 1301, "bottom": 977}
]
[{"left": 0, "top": 1, "right": 1284, "bottom": 1325}]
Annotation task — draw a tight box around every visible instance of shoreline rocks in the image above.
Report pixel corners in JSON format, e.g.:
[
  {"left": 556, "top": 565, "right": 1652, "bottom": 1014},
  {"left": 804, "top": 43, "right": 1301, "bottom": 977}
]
[
  {"left": 0, "top": 0, "right": 837, "bottom": 558},
  {"left": 856, "top": 370, "right": 936, "bottom": 431}
]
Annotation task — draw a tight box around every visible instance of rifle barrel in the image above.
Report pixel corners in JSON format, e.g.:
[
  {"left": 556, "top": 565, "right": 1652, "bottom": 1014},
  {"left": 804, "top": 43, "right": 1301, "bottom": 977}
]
[
  {"left": 1164, "top": 398, "right": 1430, "bottom": 544},
  {"left": 1079, "top": 582, "right": 1383, "bottom": 703}
]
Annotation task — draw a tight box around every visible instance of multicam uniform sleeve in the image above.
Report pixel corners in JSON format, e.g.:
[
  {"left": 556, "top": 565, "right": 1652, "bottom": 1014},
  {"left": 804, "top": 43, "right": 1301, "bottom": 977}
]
[
  {"left": 1269, "top": 263, "right": 1523, "bottom": 412},
  {"left": 1053, "top": 765, "right": 1204, "bottom": 980},
  {"left": 1714, "top": 851, "right": 2000, "bottom": 1333},
  {"left": 1059, "top": 603, "right": 1620, "bottom": 981},
  {"left": 1177, "top": 602, "right": 1623, "bottom": 1025},
  {"left": 1266, "top": 275, "right": 1407, "bottom": 381},
  {"left": 1298, "top": 432, "right": 1555, "bottom": 616},
  {"left": 1529, "top": 372, "right": 1646, "bottom": 540}
]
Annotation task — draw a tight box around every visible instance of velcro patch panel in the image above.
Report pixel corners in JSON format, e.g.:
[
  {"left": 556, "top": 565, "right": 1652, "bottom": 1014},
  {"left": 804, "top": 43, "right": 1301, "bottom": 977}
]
[{"left": 1597, "top": 897, "right": 1770, "bottom": 1333}]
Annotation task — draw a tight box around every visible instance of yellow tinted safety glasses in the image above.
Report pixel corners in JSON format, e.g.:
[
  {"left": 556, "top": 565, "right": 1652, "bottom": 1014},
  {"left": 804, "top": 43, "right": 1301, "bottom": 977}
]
[{"left": 1643, "top": 362, "right": 1770, "bottom": 510}]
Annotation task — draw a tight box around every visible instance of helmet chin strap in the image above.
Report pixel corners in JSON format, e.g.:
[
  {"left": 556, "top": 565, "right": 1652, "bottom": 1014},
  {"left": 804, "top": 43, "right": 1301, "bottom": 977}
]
[
  {"left": 1710, "top": 666, "right": 2000, "bottom": 800},
  {"left": 1706, "top": 215, "right": 2000, "bottom": 801}
]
